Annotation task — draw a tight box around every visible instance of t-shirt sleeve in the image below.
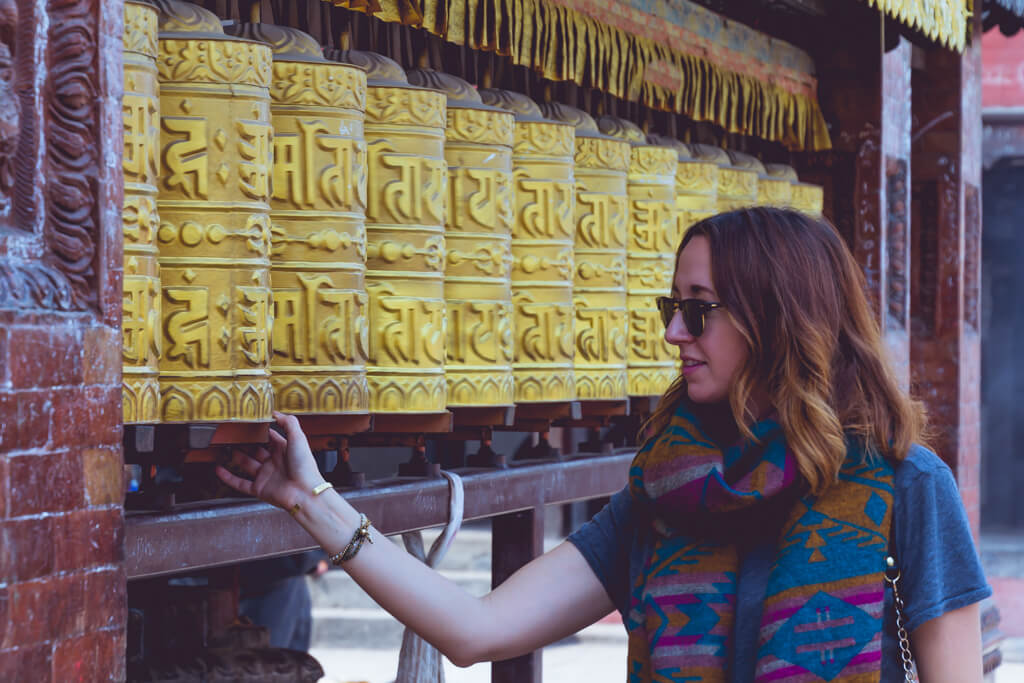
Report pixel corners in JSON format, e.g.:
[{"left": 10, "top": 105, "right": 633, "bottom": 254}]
[
  {"left": 894, "top": 448, "right": 992, "bottom": 634},
  {"left": 566, "top": 486, "right": 634, "bottom": 615}
]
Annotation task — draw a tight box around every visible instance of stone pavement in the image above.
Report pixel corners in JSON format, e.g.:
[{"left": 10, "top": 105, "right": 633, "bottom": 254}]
[{"left": 307, "top": 527, "right": 1024, "bottom": 683}]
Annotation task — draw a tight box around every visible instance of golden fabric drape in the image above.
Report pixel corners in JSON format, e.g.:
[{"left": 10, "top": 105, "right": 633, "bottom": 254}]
[
  {"left": 865, "top": 0, "right": 971, "bottom": 52},
  {"left": 325, "top": 0, "right": 832, "bottom": 151}
]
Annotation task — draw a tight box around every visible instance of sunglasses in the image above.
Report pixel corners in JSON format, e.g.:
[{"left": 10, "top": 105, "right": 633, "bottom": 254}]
[{"left": 655, "top": 297, "right": 724, "bottom": 337}]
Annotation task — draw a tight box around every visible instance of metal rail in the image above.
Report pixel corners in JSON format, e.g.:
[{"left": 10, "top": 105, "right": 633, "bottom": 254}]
[{"left": 125, "top": 452, "right": 633, "bottom": 580}]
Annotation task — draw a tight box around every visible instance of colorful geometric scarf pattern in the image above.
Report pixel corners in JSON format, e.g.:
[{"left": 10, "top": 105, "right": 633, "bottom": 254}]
[{"left": 626, "top": 402, "right": 895, "bottom": 682}]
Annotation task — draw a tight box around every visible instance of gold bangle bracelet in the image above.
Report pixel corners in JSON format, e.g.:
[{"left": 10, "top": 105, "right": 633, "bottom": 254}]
[{"left": 312, "top": 481, "right": 333, "bottom": 496}]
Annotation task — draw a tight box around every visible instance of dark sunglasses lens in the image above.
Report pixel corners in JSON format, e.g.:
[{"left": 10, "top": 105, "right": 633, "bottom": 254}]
[
  {"left": 657, "top": 298, "right": 673, "bottom": 327},
  {"left": 681, "top": 301, "right": 705, "bottom": 337}
]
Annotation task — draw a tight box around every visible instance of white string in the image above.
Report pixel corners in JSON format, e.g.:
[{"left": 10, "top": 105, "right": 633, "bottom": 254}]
[{"left": 394, "top": 471, "right": 465, "bottom": 683}]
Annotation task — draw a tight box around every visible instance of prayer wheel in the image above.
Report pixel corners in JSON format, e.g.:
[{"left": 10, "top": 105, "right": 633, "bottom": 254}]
[
  {"left": 155, "top": 1, "right": 274, "bottom": 422},
  {"left": 716, "top": 149, "right": 760, "bottom": 212},
  {"left": 339, "top": 52, "right": 449, "bottom": 413},
  {"left": 598, "top": 116, "right": 679, "bottom": 397},
  {"left": 792, "top": 180, "right": 825, "bottom": 217},
  {"left": 541, "top": 102, "right": 629, "bottom": 400},
  {"left": 480, "top": 90, "right": 576, "bottom": 403},
  {"left": 648, "top": 135, "right": 720, "bottom": 240},
  {"left": 225, "top": 24, "right": 370, "bottom": 415},
  {"left": 758, "top": 163, "right": 797, "bottom": 208},
  {"left": 122, "top": 0, "right": 161, "bottom": 424},
  {"left": 406, "top": 69, "right": 516, "bottom": 407}
]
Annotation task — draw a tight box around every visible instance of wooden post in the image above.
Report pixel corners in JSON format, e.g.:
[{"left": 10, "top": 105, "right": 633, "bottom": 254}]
[
  {"left": 491, "top": 507, "right": 545, "bottom": 683},
  {"left": 909, "top": 11, "right": 984, "bottom": 540}
]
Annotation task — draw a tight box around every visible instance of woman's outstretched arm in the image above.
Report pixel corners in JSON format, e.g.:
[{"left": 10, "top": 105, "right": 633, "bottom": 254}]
[{"left": 217, "top": 412, "right": 615, "bottom": 667}]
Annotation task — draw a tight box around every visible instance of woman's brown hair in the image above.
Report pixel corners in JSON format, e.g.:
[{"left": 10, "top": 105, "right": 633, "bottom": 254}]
[{"left": 643, "top": 206, "right": 927, "bottom": 495}]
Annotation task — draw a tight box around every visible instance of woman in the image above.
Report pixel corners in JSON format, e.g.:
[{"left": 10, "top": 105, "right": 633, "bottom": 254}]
[{"left": 217, "top": 207, "right": 990, "bottom": 682}]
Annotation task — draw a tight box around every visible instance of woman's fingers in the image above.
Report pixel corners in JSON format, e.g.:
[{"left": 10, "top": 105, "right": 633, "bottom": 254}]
[
  {"left": 274, "top": 411, "right": 311, "bottom": 450},
  {"left": 215, "top": 465, "right": 254, "bottom": 496},
  {"left": 229, "top": 448, "right": 264, "bottom": 478}
]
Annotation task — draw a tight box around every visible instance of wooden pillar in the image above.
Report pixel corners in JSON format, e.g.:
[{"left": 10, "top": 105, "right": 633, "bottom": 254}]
[
  {"left": 802, "top": 5, "right": 913, "bottom": 386},
  {"left": 491, "top": 507, "right": 545, "bottom": 683},
  {"left": 910, "top": 13, "right": 983, "bottom": 538}
]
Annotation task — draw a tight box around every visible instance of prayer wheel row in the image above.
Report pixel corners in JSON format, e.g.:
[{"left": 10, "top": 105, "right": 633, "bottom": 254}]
[{"left": 120, "top": 0, "right": 823, "bottom": 424}]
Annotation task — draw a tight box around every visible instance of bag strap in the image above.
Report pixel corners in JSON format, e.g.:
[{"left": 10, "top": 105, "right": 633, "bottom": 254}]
[{"left": 885, "top": 555, "right": 918, "bottom": 682}]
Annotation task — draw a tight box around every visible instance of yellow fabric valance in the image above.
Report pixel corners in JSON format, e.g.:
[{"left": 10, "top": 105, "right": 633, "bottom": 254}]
[
  {"left": 864, "top": 0, "right": 971, "bottom": 51},
  {"left": 326, "top": 0, "right": 832, "bottom": 151}
]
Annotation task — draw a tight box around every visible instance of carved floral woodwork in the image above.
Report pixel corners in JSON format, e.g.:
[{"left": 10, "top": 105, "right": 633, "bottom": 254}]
[
  {"left": 792, "top": 182, "right": 825, "bottom": 216},
  {"left": 122, "top": 0, "right": 162, "bottom": 423},
  {"left": 155, "top": 1, "right": 274, "bottom": 422},
  {"left": 717, "top": 150, "right": 761, "bottom": 212}
]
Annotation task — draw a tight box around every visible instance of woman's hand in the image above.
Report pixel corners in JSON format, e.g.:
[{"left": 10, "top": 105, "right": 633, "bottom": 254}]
[{"left": 215, "top": 411, "right": 324, "bottom": 510}]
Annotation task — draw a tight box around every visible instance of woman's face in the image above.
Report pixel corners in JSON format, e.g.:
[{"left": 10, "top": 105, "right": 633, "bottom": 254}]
[{"left": 665, "top": 235, "right": 750, "bottom": 405}]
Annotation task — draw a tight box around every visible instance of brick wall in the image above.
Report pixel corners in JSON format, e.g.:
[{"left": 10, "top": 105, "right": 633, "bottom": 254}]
[
  {"left": 0, "top": 0, "right": 126, "bottom": 679},
  {"left": 0, "top": 312, "right": 126, "bottom": 681}
]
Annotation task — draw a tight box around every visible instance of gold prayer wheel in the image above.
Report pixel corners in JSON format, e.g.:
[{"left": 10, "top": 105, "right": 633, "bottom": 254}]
[
  {"left": 225, "top": 24, "right": 371, "bottom": 415},
  {"left": 758, "top": 163, "right": 797, "bottom": 208},
  {"left": 480, "top": 90, "right": 576, "bottom": 403},
  {"left": 122, "top": 0, "right": 161, "bottom": 424},
  {"left": 339, "top": 52, "right": 448, "bottom": 413},
  {"left": 792, "top": 180, "right": 825, "bottom": 217},
  {"left": 155, "top": 1, "right": 274, "bottom": 422},
  {"left": 598, "top": 116, "right": 679, "bottom": 397},
  {"left": 716, "top": 149, "right": 760, "bottom": 212},
  {"left": 648, "top": 135, "right": 720, "bottom": 241},
  {"left": 407, "top": 69, "right": 516, "bottom": 408},
  {"left": 542, "top": 103, "right": 629, "bottom": 400}
]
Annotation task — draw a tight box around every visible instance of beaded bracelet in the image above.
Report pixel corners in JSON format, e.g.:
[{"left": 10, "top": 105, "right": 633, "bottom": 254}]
[{"left": 330, "top": 513, "right": 374, "bottom": 566}]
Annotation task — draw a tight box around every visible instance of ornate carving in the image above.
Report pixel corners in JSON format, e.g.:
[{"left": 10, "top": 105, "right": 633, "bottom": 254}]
[
  {"left": 365, "top": 86, "right": 446, "bottom": 128},
  {"left": 630, "top": 146, "right": 678, "bottom": 178},
  {"left": 717, "top": 167, "right": 759, "bottom": 208},
  {"left": 158, "top": 39, "right": 272, "bottom": 88},
  {"left": 125, "top": 1, "right": 158, "bottom": 59},
  {"left": 446, "top": 107, "right": 514, "bottom": 146},
  {"left": 41, "top": 0, "right": 103, "bottom": 307},
  {"left": 791, "top": 182, "right": 824, "bottom": 216},
  {"left": 886, "top": 156, "right": 909, "bottom": 329},
  {"left": 757, "top": 178, "right": 793, "bottom": 207},
  {"left": 362, "top": 85, "right": 448, "bottom": 413},
  {"left": 513, "top": 121, "right": 575, "bottom": 157},
  {"left": 157, "top": 29, "right": 274, "bottom": 422},
  {"left": 626, "top": 145, "right": 677, "bottom": 396},
  {"left": 443, "top": 104, "right": 515, "bottom": 406},
  {"left": 122, "top": 1, "right": 161, "bottom": 422},
  {"left": 675, "top": 161, "right": 718, "bottom": 197},
  {"left": 574, "top": 136, "right": 631, "bottom": 172},
  {"left": 269, "top": 61, "right": 366, "bottom": 110},
  {"left": 853, "top": 127, "right": 881, "bottom": 316},
  {"left": 964, "top": 183, "right": 980, "bottom": 332},
  {"left": 268, "top": 48, "right": 372, "bottom": 413}
]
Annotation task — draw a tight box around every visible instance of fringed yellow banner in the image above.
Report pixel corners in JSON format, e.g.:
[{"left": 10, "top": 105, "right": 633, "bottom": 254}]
[
  {"left": 865, "top": 0, "right": 970, "bottom": 51},
  {"left": 327, "top": 0, "right": 832, "bottom": 151}
]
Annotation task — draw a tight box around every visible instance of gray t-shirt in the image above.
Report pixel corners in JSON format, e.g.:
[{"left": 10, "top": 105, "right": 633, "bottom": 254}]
[{"left": 567, "top": 445, "right": 991, "bottom": 682}]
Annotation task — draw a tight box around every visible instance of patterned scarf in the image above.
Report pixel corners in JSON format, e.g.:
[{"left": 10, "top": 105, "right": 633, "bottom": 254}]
[{"left": 626, "top": 402, "right": 895, "bottom": 682}]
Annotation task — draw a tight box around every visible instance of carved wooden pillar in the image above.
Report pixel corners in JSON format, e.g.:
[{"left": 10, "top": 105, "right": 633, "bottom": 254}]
[
  {"left": 801, "top": 7, "right": 912, "bottom": 388},
  {"left": 910, "top": 14, "right": 983, "bottom": 538}
]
